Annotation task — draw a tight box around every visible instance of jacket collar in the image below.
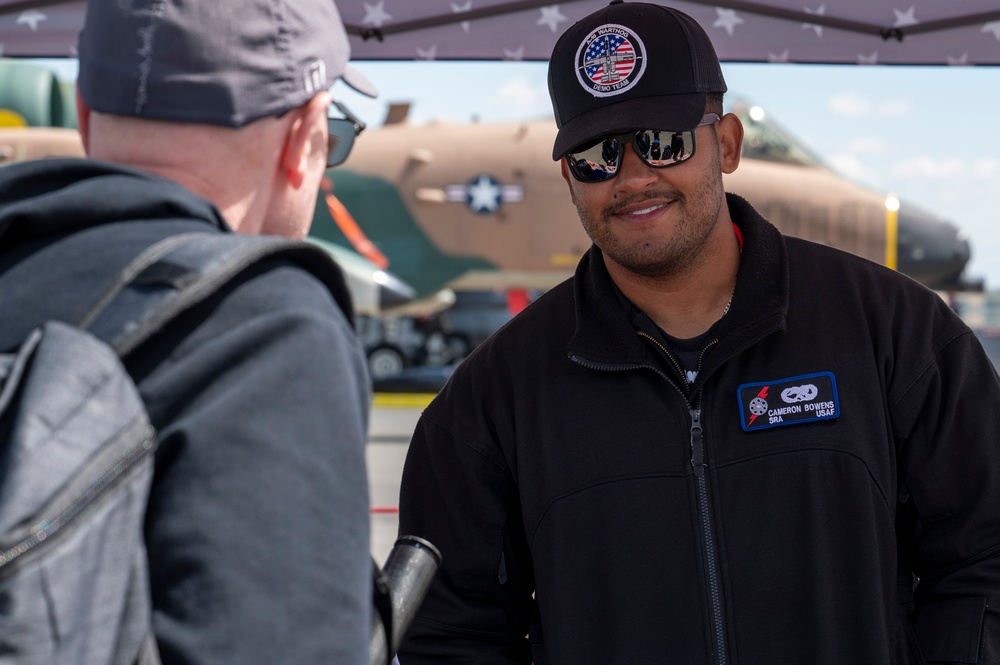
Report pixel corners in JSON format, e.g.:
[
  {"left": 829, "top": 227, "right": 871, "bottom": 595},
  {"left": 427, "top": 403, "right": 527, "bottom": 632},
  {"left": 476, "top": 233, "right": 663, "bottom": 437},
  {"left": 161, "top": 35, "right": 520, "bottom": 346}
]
[
  {"left": 0, "top": 157, "right": 229, "bottom": 247},
  {"left": 567, "top": 193, "right": 789, "bottom": 375}
]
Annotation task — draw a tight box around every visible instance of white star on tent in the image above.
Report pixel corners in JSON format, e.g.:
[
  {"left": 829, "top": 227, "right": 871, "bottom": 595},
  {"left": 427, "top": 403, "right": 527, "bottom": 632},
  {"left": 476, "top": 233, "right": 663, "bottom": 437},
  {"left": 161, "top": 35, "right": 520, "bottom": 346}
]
[
  {"left": 452, "top": 2, "right": 472, "bottom": 34},
  {"left": 362, "top": 1, "right": 392, "bottom": 28},
  {"left": 416, "top": 45, "right": 438, "bottom": 60},
  {"left": 768, "top": 49, "right": 791, "bottom": 63},
  {"left": 16, "top": 10, "right": 47, "bottom": 31},
  {"left": 537, "top": 6, "right": 567, "bottom": 34},
  {"left": 468, "top": 176, "right": 503, "bottom": 214},
  {"left": 947, "top": 53, "right": 970, "bottom": 66},
  {"left": 503, "top": 46, "right": 526, "bottom": 61},
  {"left": 893, "top": 7, "right": 919, "bottom": 28},
  {"left": 802, "top": 4, "right": 825, "bottom": 38},
  {"left": 983, "top": 21, "right": 1000, "bottom": 41},
  {"left": 713, "top": 9, "right": 744, "bottom": 37},
  {"left": 857, "top": 51, "right": 879, "bottom": 65}
]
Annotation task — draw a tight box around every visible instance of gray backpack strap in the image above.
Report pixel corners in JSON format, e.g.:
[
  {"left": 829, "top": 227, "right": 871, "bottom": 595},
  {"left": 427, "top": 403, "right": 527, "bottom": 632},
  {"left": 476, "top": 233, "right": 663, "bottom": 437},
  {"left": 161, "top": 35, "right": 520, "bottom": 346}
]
[
  {"left": 84, "top": 231, "right": 354, "bottom": 357},
  {"left": 76, "top": 231, "right": 211, "bottom": 333}
]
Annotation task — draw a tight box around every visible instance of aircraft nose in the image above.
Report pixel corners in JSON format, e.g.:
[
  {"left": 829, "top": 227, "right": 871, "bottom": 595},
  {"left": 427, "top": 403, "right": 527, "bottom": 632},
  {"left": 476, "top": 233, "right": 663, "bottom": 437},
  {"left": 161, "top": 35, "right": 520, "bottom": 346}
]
[
  {"left": 376, "top": 269, "right": 417, "bottom": 310},
  {"left": 895, "top": 202, "right": 970, "bottom": 290}
]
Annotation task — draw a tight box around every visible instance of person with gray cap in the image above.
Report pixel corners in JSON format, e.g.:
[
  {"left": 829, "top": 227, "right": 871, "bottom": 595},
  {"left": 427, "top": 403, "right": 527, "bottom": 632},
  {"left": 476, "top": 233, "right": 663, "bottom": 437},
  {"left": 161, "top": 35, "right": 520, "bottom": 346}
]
[
  {"left": 0, "top": 1, "right": 379, "bottom": 663},
  {"left": 396, "top": 2, "right": 1000, "bottom": 663}
]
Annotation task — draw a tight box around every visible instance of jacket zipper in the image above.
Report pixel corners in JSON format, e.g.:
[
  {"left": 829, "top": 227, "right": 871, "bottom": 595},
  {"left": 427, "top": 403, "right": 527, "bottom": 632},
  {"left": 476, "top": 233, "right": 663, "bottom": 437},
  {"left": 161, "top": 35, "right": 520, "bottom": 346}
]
[
  {"left": 637, "top": 331, "right": 719, "bottom": 392},
  {"left": 573, "top": 341, "right": 730, "bottom": 664},
  {"left": 690, "top": 406, "right": 727, "bottom": 664},
  {"left": 0, "top": 421, "right": 156, "bottom": 577}
]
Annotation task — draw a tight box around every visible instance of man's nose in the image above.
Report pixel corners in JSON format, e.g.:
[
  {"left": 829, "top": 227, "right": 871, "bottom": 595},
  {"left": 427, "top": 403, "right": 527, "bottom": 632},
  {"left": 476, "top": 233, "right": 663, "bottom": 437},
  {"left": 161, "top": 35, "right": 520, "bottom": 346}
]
[{"left": 614, "top": 142, "right": 658, "bottom": 188}]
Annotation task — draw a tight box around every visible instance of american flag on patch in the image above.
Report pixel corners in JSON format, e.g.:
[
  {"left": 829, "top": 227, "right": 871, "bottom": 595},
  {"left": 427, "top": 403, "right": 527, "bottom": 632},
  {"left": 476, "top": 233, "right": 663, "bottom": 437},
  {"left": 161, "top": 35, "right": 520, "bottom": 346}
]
[{"left": 583, "top": 34, "right": 636, "bottom": 85}]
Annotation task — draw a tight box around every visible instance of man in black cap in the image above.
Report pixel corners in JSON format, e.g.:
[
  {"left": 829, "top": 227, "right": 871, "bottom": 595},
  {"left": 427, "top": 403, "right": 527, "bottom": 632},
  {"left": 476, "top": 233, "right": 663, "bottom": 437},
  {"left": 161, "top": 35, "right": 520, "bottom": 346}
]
[
  {"left": 0, "top": 1, "right": 376, "bottom": 663},
  {"left": 397, "top": 2, "right": 1000, "bottom": 663}
]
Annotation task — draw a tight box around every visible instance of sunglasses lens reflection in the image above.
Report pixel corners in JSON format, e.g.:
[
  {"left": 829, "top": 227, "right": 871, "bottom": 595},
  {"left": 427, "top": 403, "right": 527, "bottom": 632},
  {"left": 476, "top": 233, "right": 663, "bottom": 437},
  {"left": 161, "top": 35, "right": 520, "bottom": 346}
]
[
  {"left": 638, "top": 130, "right": 693, "bottom": 166},
  {"left": 567, "top": 129, "right": 696, "bottom": 183},
  {"left": 568, "top": 138, "right": 619, "bottom": 182}
]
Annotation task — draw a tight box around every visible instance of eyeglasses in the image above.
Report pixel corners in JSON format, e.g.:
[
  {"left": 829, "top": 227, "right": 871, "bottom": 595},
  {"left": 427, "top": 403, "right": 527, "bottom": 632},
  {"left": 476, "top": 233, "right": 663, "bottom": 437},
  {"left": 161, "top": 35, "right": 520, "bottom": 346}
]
[
  {"left": 565, "top": 113, "right": 721, "bottom": 183},
  {"left": 327, "top": 100, "right": 366, "bottom": 168}
]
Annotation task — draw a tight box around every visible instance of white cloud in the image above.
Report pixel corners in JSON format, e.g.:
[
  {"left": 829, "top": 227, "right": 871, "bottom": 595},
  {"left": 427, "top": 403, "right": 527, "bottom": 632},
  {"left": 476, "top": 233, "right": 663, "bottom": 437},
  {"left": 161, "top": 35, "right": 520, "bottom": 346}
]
[
  {"left": 971, "top": 158, "right": 1000, "bottom": 180},
  {"left": 827, "top": 153, "right": 884, "bottom": 186},
  {"left": 874, "top": 99, "right": 912, "bottom": 117},
  {"left": 889, "top": 155, "right": 1000, "bottom": 182},
  {"left": 482, "top": 76, "right": 551, "bottom": 119},
  {"left": 845, "top": 136, "right": 888, "bottom": 155},
  {"left": 892, "top": 156, "right": 965, "bottom": 178},
  {"left": 829, "top": 91, "right": 870, "bottom": 117},
  {"left": 828, "top": 91, "right": 910, "bottom": 118}
]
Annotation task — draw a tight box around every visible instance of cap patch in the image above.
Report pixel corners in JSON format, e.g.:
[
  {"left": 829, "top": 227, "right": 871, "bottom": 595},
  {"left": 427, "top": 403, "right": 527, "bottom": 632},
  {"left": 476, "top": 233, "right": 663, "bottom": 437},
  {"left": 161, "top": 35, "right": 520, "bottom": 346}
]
[
  {"left": 574, "top": 24, "right": 647, "bottom": 98},
  {"left": 304, "top": 60, "right": 327, "bottom": 95},
  {"left": 737, "top": 372, "right": 840, "bottom": 432}
]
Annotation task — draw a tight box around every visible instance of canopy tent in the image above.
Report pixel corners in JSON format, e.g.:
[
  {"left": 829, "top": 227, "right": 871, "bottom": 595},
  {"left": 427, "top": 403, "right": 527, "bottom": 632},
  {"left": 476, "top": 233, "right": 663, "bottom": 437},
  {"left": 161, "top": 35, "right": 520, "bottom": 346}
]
[{"left": 1, "top": 0, "right": 999, "bottom": 65}]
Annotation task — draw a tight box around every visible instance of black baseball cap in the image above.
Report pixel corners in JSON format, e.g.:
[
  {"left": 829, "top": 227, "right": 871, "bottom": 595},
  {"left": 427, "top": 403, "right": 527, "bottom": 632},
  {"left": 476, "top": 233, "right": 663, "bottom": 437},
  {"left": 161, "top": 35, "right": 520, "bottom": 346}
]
[
  {"left": 78, "top": 0, "right": 377, "bottom": 129},
  {"left": 548, "top": 1, "right": 727, "bottom": 160}
]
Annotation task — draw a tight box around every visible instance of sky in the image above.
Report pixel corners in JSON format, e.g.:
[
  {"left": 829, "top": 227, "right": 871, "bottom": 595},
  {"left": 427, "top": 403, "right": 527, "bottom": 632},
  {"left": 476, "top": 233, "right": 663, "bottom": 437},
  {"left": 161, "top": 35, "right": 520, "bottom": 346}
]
[
  {"left": 36, "top": 58, "right": 1000, "bottom": 290},
  {"left": 327, "top": 61, "right": 1000, "bottom": 291}
]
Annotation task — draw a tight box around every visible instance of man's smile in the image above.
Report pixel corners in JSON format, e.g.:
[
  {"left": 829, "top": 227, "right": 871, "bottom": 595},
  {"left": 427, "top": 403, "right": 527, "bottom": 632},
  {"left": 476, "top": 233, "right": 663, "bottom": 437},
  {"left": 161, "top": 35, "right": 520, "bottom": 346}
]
[{"left": 612, "top": 199, "right": 676, "bottom": 222}]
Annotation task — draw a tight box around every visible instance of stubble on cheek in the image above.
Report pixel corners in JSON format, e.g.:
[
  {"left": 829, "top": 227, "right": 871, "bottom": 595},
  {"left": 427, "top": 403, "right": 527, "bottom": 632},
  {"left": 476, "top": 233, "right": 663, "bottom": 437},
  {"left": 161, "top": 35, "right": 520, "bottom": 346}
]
[{"left": 572, "top": 191, "right": 695, "bottom": 278}]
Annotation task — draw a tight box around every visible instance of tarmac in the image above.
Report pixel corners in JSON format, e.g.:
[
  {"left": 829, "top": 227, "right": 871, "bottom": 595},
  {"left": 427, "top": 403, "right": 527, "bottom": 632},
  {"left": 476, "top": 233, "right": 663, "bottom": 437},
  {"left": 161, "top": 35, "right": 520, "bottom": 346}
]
[{"left": 366, "top": 393, "right": 431, "bottom": 564}]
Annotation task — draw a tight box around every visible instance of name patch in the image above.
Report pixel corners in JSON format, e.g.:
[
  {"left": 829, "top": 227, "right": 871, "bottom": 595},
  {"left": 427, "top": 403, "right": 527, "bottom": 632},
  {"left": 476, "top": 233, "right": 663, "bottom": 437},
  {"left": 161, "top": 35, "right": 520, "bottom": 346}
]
[{"left": 737, "top": 372, "right": 840, "bottom": 432}]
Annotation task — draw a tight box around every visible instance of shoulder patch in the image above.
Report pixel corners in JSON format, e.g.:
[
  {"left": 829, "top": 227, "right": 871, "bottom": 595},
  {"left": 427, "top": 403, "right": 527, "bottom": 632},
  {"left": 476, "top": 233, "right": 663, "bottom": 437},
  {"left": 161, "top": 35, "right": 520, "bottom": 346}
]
[{"left": 737, "top": 372, "right": 840, "bottom": 432}]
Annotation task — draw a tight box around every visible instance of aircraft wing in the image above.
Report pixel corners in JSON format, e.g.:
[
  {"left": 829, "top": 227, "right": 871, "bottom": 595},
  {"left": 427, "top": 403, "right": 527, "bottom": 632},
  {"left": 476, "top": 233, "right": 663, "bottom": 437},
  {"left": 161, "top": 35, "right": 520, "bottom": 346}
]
[
  {"left": 0, "top": 127, "right": 82, "bottom": 163},
  {"left": 307, "top": 237, "right": 416, "bottom": 315}
]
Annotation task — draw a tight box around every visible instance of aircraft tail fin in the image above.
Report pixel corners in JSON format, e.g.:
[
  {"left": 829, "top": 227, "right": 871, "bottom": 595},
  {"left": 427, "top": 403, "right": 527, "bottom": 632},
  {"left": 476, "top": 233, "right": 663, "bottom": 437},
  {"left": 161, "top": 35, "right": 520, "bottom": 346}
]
[{"left": 383, "top": 103, "right": 411, "bottom": 126}]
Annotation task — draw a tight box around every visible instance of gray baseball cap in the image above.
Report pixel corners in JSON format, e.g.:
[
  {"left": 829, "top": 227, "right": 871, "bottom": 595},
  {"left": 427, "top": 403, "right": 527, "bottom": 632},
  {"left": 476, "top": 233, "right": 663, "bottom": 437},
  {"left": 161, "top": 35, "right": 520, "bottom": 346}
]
[{"left": 78, "top": 0, "right": 377, "bottom": 129}]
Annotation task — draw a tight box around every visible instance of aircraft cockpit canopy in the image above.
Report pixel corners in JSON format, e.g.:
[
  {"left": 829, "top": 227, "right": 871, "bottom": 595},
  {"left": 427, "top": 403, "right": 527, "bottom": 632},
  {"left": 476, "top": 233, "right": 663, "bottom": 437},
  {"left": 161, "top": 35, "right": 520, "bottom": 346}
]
[{"left": 730, "top": 100, "right": 824, "bottom": 168}]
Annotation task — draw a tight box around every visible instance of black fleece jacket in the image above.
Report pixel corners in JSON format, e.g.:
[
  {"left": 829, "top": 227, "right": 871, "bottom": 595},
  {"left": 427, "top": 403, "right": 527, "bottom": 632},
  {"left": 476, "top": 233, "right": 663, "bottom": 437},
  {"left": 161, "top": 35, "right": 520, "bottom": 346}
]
[
  {"left": 398, "top": 194, "right": 1000, "bottom": 665},
  {"left": 0, "top": 158, "right": 373, "bottom": 664}
]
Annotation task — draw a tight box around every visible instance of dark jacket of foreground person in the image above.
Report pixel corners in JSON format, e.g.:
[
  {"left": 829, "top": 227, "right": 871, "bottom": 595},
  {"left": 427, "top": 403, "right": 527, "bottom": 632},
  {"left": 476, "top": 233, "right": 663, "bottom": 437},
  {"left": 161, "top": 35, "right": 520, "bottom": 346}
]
[
  {"left": 398, "top": 193, "right": 1000, "bottom": 665},
  {"left": 0, "top": 158, "right": 372, "bottom": 664}
]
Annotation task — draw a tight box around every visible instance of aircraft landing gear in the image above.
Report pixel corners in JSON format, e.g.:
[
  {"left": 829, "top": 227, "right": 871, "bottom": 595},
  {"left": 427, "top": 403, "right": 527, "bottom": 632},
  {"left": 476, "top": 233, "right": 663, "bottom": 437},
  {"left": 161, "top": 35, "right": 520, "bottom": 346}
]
[{"left": 367, "top": 344, "right": 407, "bottom": 380}]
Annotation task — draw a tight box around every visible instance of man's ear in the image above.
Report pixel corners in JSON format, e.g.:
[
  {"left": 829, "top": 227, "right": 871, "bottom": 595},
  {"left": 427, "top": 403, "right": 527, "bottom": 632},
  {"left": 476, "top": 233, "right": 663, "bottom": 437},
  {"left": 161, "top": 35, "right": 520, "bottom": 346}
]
[
  {"left": 717, "top": 112, "right": 744, "bottom": 175},
  {"left": 75, "top": 86, "right": 91, "bottom": 154},
  {"left": 280, "top": 91, "right": 331, "bottom": 188}
]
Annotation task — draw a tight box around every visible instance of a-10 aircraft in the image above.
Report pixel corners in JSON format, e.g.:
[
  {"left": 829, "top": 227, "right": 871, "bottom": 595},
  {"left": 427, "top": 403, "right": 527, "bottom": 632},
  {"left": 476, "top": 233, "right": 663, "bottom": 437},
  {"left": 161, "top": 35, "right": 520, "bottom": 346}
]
[
  {"left": 309, "top": 101, "right": 974, "bottom": 378},
  {"left": 312, "top": 100, "right": 973, "bottom": 304},
  {"left": 0, "top": 58, "right": 973, "bottom": 302},
  {"left": 0, "top": 59, "right": 976, "bottom": 378}
]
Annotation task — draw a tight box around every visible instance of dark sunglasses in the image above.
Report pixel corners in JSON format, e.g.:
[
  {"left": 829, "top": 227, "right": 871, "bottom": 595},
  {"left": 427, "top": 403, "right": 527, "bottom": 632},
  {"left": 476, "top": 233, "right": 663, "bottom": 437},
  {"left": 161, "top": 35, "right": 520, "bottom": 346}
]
[
  {"left": 327, "top": 100, "right": 366, "bottom": 168},
  {"left": 565, "top": 113, "right": 721, "bottom": 183}
]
